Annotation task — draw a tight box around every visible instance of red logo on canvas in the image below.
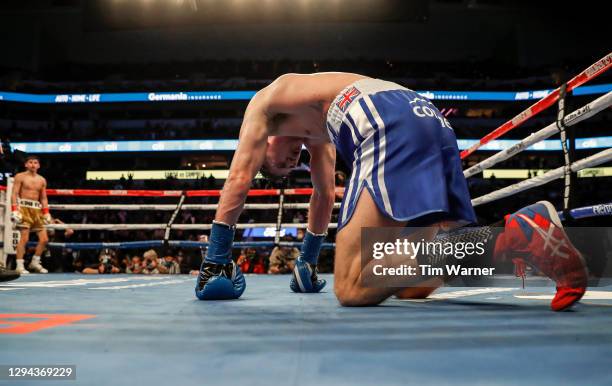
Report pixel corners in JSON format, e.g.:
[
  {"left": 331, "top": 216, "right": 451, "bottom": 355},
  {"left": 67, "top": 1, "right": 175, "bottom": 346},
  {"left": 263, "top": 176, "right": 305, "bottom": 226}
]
[{"left": 0, "top": 314, "right": 95, "bottom": 335}]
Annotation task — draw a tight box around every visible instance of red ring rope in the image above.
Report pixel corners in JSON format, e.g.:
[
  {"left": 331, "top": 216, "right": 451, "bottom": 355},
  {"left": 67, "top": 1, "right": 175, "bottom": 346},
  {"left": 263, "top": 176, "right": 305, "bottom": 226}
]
[
  {"left": 460, "top": 52, "right": 612, "bottom": 159},
  {"left": 0, "top": 187, "right": 346, "bottom": 197}
]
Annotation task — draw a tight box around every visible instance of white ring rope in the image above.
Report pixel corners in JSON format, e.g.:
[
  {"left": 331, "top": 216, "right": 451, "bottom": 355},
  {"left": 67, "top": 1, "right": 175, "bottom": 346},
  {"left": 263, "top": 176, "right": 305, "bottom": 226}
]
[
  {"left": 45, "top": 222, "right": 339, "bottom": 231},
  {"left": 49, "top": 202, "right": 341, "bottom": 211},
  {"left": 471, "top": 148, "right": 612, "bottom": 207},
  {"left": 464, "top": 91, "right": 612, "bottom": 178}
]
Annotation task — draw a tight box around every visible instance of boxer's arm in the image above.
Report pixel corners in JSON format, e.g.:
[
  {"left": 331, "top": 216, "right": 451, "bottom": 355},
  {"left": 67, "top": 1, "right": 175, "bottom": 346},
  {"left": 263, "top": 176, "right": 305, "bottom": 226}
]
[
  {"left": 40, "top": 177, "right": 52, "bottom": 223},
  {"left": 10, "top": 174, "right": 22, "bottom": 209},
  {"left": 214, "top": 74, "right": 326, "bottom": 225},
  {"left": 214, "top": 96, "right": 270, "bottom": 225},
  {"left": 305, "top": 142, "right": 336, "bottom": 234},
  {"left": 264, "top": 74, "right": 337, "bottom": 233},
  {"left": 40, "top": 177, "right": 49, "bottom": 209}
]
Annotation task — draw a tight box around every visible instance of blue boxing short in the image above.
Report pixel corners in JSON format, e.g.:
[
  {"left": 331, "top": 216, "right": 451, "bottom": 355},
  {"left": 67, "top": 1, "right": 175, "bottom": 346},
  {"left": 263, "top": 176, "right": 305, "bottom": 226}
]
[{"left": 326, "top": 78, "right": 477, "bottom": 232}]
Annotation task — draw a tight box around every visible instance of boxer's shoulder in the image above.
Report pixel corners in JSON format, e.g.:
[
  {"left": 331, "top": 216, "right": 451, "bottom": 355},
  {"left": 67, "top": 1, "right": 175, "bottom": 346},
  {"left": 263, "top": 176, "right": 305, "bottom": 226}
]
[
  {"left": 14, "top": 171, "right": 45, "bottom": 182},
  {"left": 30, "top": 173, "right": 46, "bottom": 185}
]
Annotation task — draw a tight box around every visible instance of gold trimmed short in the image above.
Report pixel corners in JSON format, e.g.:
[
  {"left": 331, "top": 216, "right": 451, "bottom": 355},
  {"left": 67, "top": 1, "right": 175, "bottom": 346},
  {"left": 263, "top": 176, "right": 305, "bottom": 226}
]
[{"left": 17, "top": 206, "right": 45, "bottom": 232}]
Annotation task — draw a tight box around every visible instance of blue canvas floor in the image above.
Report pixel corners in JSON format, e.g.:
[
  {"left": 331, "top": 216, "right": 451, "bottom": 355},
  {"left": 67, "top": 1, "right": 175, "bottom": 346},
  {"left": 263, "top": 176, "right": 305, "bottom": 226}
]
[{"left": 1, "top": 274, "right": 612, "bottom": 386}]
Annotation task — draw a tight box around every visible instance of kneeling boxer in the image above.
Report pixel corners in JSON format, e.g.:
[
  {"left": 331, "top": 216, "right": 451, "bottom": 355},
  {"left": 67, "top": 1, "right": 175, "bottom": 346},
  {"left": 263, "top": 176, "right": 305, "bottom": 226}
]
[{"left": 195, "top": 73, "right": 587, "bottom": 311}]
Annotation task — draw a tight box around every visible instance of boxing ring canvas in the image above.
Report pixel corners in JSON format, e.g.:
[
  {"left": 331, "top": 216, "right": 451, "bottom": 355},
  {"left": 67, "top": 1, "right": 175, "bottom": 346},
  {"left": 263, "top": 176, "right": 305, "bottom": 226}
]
[
  {"left": 2, "top": 273, "right": 612, "bottom": 386},
  {"left": 0, "top": 33, "right": 610, "bottom": 386}
]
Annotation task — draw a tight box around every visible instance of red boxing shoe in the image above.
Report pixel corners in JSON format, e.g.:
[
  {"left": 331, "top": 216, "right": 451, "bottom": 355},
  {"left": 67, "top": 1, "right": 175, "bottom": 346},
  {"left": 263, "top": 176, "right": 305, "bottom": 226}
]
[{"left": 494, "top": 201, "right": 588, "bottom": 311}]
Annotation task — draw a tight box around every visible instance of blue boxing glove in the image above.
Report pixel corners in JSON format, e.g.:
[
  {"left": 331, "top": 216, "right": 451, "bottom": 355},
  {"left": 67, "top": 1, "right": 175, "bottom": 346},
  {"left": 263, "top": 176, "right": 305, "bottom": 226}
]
[
  {"left": 195, "top": 221, "right": 246, "bottom": 300},
  {"left": 290, "top": 229, "right": 326, "bottom": 293},
  {"left": 204, "top": 220, "right": 235, "bottom": 265},
  {"left": 195, "top": 260, "right": 246, "bottom": 300}
]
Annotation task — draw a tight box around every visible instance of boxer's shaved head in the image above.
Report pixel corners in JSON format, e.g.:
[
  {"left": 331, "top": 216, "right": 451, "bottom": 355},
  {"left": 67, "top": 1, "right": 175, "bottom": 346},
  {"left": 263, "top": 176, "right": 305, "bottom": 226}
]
[{"left": 261, "top": 136, "right": 304, "bottom": 177}]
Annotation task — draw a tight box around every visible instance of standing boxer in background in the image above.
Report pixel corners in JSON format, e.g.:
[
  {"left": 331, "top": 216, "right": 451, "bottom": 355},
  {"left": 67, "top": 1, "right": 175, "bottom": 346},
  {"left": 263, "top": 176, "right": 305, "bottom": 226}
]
[{"left": 11, "top": 155, "right": 51, "bottom": 274}]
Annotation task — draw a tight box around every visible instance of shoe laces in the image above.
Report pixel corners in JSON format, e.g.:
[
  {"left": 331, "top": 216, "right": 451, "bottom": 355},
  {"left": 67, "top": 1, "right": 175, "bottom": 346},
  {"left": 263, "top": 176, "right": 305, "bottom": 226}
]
[
  {"left": 309, "top": 263, "right": 322, "bottom": 284},
  {"left": 198, "top": 261, "right": 233, "bottom": 286}
]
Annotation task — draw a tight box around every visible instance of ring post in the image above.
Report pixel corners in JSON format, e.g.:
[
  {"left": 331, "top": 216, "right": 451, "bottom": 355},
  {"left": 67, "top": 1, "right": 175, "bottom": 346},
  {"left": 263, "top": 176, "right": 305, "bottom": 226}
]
[
  {"left": 0, "top": 185, "right": 5, "bottom": 266},
  {"left": 2, "top": 178, "right": 18, "bottom": 266},
  {"left": 556, "top": 83, "right": 577, "bottom": 218},
  {"left": 274, "top": 188, "right": 285, "bottom": 246},
  {"left": 164, "top": 192, "right": 185, "bottom": 248}
]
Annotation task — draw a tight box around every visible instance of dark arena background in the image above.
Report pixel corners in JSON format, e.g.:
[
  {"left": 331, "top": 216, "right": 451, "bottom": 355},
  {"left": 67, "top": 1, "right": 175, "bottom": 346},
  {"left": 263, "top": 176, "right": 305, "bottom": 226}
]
[{"left": 0, "top": 1, "right": 611, "bottom": 385}]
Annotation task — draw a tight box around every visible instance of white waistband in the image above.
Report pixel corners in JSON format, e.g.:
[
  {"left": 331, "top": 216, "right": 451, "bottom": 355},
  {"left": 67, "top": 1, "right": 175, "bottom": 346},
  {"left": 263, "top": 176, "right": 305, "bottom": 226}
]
[
  {"left": 18, "top": 198, "right": 42, "bottom": 209},
  {"left": 326, "top": 78, "right": 408, "bottom": 138}
]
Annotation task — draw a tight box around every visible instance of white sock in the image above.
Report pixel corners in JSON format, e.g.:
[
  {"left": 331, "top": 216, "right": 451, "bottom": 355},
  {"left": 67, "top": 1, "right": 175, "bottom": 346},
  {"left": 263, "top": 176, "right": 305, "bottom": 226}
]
[
  {"left": 32, "top": 255, "right": 41, "bottom": 264},
  {"left": 16, "top": 260, "right": 25, "bottom": 269}
]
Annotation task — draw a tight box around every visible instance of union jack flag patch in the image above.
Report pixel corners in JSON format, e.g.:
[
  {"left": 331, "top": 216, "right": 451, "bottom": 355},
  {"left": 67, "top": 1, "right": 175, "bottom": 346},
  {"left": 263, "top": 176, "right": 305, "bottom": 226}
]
[{"left": 336, "top": 87, "right": 361, "bottom": 112}]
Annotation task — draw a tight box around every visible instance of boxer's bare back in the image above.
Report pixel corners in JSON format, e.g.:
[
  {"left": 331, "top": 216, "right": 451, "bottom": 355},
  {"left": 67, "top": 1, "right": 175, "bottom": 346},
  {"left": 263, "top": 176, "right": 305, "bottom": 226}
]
[
  {"left": 262, "top": 72, "right": 369, "bottom": 139},
  {"left": 216, "top": 72, "right": 368, "bottom": 227}
]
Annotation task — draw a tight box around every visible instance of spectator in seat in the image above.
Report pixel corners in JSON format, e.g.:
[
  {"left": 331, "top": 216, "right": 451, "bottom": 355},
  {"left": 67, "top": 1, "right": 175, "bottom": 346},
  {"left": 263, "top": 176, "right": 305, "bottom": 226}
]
[
  {"left": 237, "top": 247, "right": 266, "bottom": 274},
  {"left": 126, "top": 256, "right": 144, "bottom": 274},
  {"left": 160, "top": 254, "right": 181, "bottom": 274},
  {"left": 142, "top": 249, "right": 160, "bottom": 274},
  {"left": 268, "top": 236, "right": 299, "bottom": 274}
]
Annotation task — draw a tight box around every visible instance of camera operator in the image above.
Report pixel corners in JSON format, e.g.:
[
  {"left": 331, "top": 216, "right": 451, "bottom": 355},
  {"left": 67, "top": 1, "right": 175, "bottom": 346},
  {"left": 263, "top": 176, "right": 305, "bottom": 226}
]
[
  {"left": 267, "top": 235, "right": 299, "bottom": 274},
  {"left": 82, "top": 249, "right": 120, "bottom": 274},
  {"left": 142, "top": 249, "right": 160, "bottom": 274},
  {"left": 126, "top": 255, "right": 144, "bottom": 274}
]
